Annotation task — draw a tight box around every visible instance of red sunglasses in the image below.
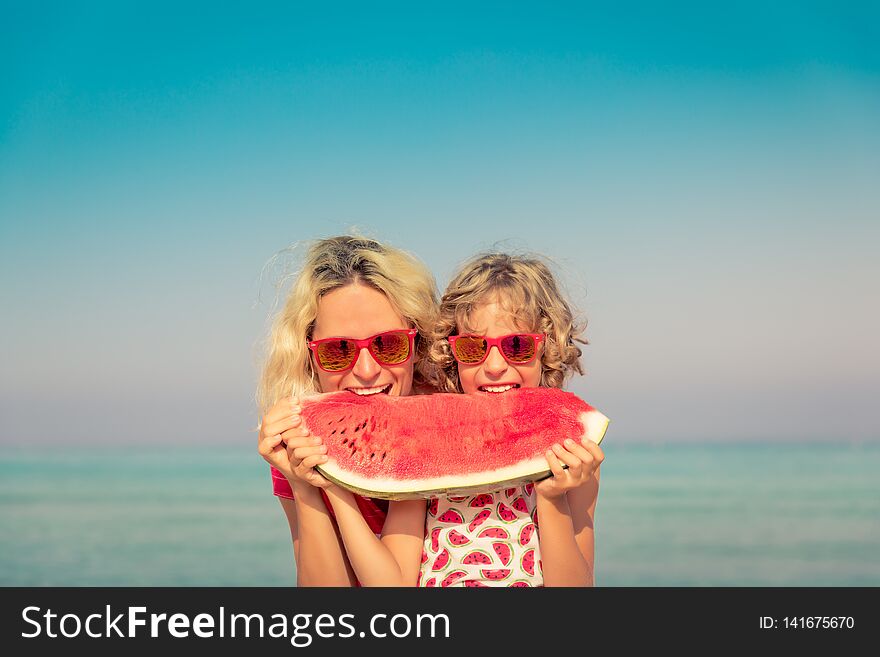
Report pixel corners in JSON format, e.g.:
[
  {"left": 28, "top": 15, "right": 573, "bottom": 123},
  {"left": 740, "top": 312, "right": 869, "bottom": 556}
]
[
  {"left": 447, "top": 333, "right": 545, "bottom": 365},
  {"left": 308, "top": 329, "right": 418, "bottom": 373}
]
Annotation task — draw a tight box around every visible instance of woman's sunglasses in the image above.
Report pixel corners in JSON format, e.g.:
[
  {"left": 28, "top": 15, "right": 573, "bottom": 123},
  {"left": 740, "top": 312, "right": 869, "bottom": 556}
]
[
  {"left": 307, "top": 329, "right": 418, "bottom": 373},
  {"left": 447, "top": 333, "right": 545, "bottom": 365}
]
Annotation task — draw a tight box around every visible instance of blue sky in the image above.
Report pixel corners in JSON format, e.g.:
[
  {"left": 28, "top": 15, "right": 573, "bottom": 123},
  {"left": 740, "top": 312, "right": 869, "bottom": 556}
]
[{"left": 1, "top": 1, "right": 878, "bottom": 444}]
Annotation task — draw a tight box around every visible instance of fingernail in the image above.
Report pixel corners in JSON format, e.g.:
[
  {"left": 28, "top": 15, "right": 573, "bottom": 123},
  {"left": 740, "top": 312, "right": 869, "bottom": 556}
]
[
  {"left": 319, "top": 446, "right": 327, "bottom": 453},
  {"left": 291, "top": 406, "right": 301, "bottom": 414},
  {"left": 564, "top": 438, "right": 575, "bottom": 447},
  {"left": 311, "top": 437, "right": 322, "bottom": 445}
]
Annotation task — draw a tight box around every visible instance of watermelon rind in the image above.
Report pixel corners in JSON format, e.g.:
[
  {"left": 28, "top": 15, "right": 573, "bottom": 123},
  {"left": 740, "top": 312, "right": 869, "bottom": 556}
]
[{"left": 314, "top": 409, "right": 609, "bottom": 500}]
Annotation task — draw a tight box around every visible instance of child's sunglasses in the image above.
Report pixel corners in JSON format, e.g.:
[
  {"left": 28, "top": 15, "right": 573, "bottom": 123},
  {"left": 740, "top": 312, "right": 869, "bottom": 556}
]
[
  {"left": 447, "top": 333, "right": 545, "bottom": 365},
  {"left": 308, "top": 329, "right": 418, "bottom": 373}
]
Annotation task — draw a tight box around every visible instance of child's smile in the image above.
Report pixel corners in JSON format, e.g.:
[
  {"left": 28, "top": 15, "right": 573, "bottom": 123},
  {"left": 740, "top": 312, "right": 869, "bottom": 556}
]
[{"left": 479, "top": 383, "right": 521, "bottom": 393}]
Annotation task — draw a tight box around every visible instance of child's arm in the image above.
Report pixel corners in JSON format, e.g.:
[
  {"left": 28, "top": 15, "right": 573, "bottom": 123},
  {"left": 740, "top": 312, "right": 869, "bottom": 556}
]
[
  {"left": 535, "top": 438, "right": 604, "bottom": 587},
  {"left": 324, "top": 486, "right": 426, "bottom": 587},
  {"left": 535, "top": 493, "right": 592, "bottom": 586},
  {"left": 566, "top": 467, "right": 601, "bottom": 582}
]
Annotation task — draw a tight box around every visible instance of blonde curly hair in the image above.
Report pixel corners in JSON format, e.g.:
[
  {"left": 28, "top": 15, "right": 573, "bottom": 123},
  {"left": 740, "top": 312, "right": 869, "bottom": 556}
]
[
  {"left": 428, "top": 252, "right": 587, "bottom": 393},
  {"left": 257, "top": 235, "right": 439, "bottom": 414}
]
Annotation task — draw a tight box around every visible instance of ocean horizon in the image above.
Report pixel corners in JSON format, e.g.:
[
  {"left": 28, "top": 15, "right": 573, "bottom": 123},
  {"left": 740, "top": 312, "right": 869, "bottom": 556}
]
[{"left": 1, "top": 442, "right": 878, "bottom": 587}]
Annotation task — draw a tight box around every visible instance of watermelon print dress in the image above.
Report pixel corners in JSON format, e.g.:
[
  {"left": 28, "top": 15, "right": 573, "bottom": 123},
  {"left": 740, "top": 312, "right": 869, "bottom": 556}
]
[{"left": 419, "top": 484, "right": 542, "bottom": 587}]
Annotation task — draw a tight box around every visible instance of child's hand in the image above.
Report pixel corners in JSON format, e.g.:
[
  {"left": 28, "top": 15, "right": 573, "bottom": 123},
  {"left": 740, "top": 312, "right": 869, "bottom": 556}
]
[{"left": 534, "top": 438, "right": 604, "bottom": 500}]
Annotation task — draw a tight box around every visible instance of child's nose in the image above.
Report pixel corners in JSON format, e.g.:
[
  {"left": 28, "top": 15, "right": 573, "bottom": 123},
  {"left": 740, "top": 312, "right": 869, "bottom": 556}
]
[
  {"left": 351, "top": 347, "right": 381, "bottom": 379},
  {"left": 482, "top": 345, "right": 509, "bottom": 375}
]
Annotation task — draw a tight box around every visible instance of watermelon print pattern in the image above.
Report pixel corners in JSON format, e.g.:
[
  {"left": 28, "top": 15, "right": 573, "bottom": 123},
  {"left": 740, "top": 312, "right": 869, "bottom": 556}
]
[{"left": 420, "top": 486, "right": 543, "bottom": 587}]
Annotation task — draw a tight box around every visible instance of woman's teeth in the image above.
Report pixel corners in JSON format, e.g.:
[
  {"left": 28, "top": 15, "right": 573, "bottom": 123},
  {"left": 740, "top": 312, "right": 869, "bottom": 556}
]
[
  {"left": 480, "top": 384, "right": 519, "bottom": 393},
  {"left": 350, "top": 385, "right": 392, "bottom": 396}
]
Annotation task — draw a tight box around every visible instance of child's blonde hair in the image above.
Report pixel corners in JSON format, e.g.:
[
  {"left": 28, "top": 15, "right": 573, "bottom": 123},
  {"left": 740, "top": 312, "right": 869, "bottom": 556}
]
[
  {"left": 257, "top": 235, "right": 439, "bottom": 414},
  {"left": 428, "top": 252, "right": 587, "bottom": 393}
]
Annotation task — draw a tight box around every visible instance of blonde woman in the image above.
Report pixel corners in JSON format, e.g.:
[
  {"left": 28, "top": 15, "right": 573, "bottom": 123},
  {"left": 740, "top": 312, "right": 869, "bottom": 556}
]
[{"left": 257, "top": 235, "right": 438, "bottom": 586}]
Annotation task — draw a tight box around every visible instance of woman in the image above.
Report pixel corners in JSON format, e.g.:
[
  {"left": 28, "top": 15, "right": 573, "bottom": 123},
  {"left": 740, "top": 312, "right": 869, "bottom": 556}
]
[{"left": 256, "top": 235, "right": 438, "bottom": 586}]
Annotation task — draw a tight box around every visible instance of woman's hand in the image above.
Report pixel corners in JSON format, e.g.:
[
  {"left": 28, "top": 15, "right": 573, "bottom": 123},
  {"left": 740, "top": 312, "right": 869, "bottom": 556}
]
[
  {"left": 257, "top": 396, "right": 302, "bottom": 479},
  {"left": 535, "top": 438, "right": 604, "bottom": 500},
  {"left": 284, "top": 399, "right": 332, "bottom": 489}
]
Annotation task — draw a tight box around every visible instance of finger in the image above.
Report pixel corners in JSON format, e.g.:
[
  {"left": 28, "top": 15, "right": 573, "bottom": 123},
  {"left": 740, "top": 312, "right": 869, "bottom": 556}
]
[
  {"left": 545, "top": 449, "right": 565, "bottom": 477},
  {"left": 563, "top": 439, "right": 595, "bottom": 472},
  {"left": 286, "top": 436, "right": 319, "bottom": 461},
  {"left": 262, "top": 415, "right": 299, "bottom": 439},
  {"left": 299, "top": 453, "right": 329, "bottom": 471},
  {"left": 552, "top": 442, "right": 582, "bottom": 471},
  {"left": 305, "top": 471, "right": 332, "bottom": 488},
  {"left": 551, "top": 444, "right": 583, "bottom": 482},
  {"left": 265, "top": 392, "right": 303, "bottom": 418},
  {"left": 581, "top": 439, "right": 605, "bottom": 466},
  {"left": 258, "top": 432, "right": 283, "bottom": 453},
  {"left": 283, "top": 434, "right": 320, "bottom": 450},
  {"left": 280, "top": 426, "right": 311, "bottom": 442},
  {"left": 266, "top": 398, "right": 301, "bottom": 425},
  {"left": 292, "top": 445, "right": 327, "bottom": 461}
]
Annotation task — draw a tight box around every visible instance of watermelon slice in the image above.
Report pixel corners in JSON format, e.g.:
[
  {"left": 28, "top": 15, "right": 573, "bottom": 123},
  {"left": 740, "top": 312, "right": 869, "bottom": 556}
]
[{"left": 300, "top": 387, "right": 609, "bottom": 500}]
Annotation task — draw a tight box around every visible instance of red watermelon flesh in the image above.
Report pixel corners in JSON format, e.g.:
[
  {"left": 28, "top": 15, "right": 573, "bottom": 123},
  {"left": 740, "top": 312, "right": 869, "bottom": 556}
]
[{"left": 301, "top": 387, "right": 609, "bottom": 500}]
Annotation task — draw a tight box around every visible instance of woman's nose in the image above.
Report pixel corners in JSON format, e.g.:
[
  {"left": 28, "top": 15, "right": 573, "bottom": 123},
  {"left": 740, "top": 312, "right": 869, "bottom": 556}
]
[{"left": 351, "top": 347, "right": 381, "bottom": 379}]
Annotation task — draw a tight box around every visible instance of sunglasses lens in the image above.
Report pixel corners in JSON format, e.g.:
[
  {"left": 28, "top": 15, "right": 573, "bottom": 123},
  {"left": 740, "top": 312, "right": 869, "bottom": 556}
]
[
  {"left": 453, "top": 336, "right": 487, "bottom": 364},
  {"left": 316, "top": 339, "right": 357, "bottom": 371},
  {"left": 371, "top": 331, "right": 411, "bottom": 365},
  {"left": 500, "top": 334, "right": 536, "bottom": 363}
]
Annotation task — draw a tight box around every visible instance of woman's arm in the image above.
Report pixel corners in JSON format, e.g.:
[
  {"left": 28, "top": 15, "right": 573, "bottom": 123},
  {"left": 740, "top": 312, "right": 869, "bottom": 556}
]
[
  {"left": 324, "top": 486, "right": 426, "bottom": 587},
  {"left": 282, "top": 482, "right": 357, "bottom": 587},
  {"left": 260, "top": 398, "right": 356, "bottom": 586}
]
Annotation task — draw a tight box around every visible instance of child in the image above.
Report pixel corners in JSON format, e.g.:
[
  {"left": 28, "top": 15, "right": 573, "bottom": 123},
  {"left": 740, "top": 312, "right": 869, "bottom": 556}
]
[
  {"left": 293, "top": 251, "right": 604, "bottom": 586},
  {"left": 420, "top": 252, "right": 604, "bottom": 586}
]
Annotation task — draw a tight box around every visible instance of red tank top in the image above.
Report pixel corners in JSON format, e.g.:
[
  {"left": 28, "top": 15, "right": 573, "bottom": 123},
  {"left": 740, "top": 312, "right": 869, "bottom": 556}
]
[{"left": 271, "top": 466, "right": 388, "bottom": 534}]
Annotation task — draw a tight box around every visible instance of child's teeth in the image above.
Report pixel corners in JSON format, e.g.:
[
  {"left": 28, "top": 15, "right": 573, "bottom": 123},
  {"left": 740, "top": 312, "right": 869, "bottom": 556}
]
[{"left": 484, "top": 385, "right": 514, "bottom": 393}]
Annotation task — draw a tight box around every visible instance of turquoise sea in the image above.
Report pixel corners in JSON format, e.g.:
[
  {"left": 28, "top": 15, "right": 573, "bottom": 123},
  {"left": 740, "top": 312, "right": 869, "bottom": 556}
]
[{"left": 1, "top": 442, "right": 878, "bottom": 586}]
